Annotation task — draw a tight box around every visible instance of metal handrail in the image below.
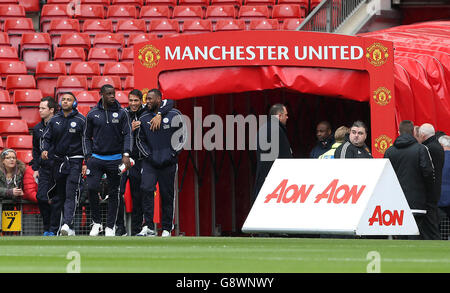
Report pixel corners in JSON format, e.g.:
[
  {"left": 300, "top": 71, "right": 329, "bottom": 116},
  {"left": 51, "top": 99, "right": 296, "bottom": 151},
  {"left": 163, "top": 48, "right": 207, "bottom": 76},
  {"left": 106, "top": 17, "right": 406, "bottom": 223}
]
[{"left": 296, "top": 0, "right": 367, "bottom": 32}]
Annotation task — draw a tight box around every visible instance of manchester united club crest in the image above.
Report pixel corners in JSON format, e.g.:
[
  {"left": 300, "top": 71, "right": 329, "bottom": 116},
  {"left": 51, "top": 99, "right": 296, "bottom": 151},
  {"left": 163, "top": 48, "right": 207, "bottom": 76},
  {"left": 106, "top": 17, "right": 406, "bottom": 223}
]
[
  {"left": 138, "top": 45, "right": 161, "bottom": 68},
  {"left": 366, "top": 43, "right": 389, "bottom": 67},
  {"left": 142, "top": 88, "right": 149, "bottom": 103},
  {"left": 373, "top": 86, "right": 392, "bottom": 106},
  {"left": 374, "top": 135, "right": 393, "bottom": 154}
]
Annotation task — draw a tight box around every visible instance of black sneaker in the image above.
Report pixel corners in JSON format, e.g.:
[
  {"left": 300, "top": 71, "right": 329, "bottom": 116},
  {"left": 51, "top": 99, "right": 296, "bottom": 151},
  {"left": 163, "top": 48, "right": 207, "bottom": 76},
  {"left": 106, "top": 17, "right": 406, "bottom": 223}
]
[{"left": 115, "top": 225, "right": 127, "bottom": 236}]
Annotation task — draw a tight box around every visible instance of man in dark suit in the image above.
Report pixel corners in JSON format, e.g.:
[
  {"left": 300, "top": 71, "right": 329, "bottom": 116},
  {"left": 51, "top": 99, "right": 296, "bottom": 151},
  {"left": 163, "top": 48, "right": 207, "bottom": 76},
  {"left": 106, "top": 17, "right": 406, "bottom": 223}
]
[{"left": 252, "top": 104, "right": 293, "bottom": 204}]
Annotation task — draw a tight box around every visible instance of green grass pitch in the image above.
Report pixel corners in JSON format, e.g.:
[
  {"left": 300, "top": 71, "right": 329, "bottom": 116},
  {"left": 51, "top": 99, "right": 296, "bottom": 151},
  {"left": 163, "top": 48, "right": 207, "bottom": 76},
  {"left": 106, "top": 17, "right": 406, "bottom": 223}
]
[{"left": 0, "top": 236, "right": 449, "bottom": 273}]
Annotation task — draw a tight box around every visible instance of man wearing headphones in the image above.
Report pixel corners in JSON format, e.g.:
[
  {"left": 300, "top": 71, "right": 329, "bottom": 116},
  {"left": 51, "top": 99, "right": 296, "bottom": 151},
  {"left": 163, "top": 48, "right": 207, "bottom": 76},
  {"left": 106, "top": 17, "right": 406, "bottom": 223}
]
[{"left": 41, "top": 92, "right": 86, "bottom": 236}]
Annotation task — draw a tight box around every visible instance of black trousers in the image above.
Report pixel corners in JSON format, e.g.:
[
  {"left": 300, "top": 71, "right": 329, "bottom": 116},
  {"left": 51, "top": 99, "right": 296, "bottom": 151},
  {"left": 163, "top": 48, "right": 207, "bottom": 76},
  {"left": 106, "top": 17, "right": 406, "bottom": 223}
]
[
  {"left": 421, "top": 203, "right": 441, "bottom": 240},
  {"left": 86, "top": 157, "right": 122, "bottom": 229},
  {"left": 118, "top": 159, "right": 144, "bottom": 235},
  {"left": 36, "top": 165, "right": 56, "bottom": 232},
  {"left": 140, "top": 160, "right": 177, "bottom": 232},
  {"left": 50, "top": 159, "right": 83, "bottom": 231}
]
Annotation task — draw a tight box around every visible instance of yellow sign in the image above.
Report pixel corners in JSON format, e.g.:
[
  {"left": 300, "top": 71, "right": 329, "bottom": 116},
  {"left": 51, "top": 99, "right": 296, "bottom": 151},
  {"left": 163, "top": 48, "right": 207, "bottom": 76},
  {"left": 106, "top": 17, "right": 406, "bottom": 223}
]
[{"left": 2, "top": 210, "right": 21, "bottom": 232}]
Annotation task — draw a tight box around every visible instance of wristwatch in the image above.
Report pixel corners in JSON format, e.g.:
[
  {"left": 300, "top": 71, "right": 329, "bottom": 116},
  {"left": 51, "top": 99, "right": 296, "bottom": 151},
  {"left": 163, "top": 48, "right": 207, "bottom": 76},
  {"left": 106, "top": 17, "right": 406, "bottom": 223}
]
[{"left": 157, "top": 111, "right": 162, "bottom": 116}]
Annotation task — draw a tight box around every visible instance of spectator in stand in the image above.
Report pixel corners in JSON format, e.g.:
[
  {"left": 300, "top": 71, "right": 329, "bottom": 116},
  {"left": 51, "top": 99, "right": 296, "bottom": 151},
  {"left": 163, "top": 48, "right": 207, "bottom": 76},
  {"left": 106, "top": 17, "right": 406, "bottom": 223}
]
[
  {"left": 117, "top": 89, "right": 174, "bottom": 236},
  {"left": 438, "top": 135, "right": 450, "bottom": 223},
  {"left": 418, "top": 123, "right": 445, "bottom": 240},
  {"left": 84, "top": 84, "right": 132, "bottom": 237},
  {"left": 0, "top": 149, "right": 25, "bottom": 202},
  {"left": 383, "top": 120, "right": 435, "bottom": 239},
  {"left": 334, "top": 120, "right": 373, "bottom": 159},
  {"left": 252, "top": 104, "right": 293, "bottom": 204},
  {"left": 310, "top": 121, "right": 334, "bottom": 158},
  {"left": 135, "top": 89, "right": 186, "bottom": 237},
  {"left": 318, "top": 126, "right": 349, "bottom": 159},
  {"left": 31, "top": 96, "right": 58, "bottom": 236},
  {"left": 41, "top": 92, "right": 86, "bottom": 236}
]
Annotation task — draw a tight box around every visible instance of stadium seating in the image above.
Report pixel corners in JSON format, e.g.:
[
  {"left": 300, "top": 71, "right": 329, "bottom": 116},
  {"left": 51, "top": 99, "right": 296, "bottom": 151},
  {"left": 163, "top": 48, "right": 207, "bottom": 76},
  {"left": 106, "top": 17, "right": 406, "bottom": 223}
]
[
  {"left": 111, "top": 0, "right": 143, "bottom": 8},
  {"left": 172, "top": 5, "right": 205, "bottom": 21},
  {"left": 13, "top": 89, "right": 43, "bottom": 106},
  {"left": 243, "top": 0, "right": 275, "bottom": 6},
  {"left": 178, "top": 0, "right": 208, "bottom": 7},
  {"left": 54, "top": 47, "right": 87, "bottom": 72},
  {"left": 0, "top": 119, "right": 29, "bottom": 137},
  {"left": 77, "top": 104, "right": 91, "bottom": 116},
  {"left": 74, "top": 90, "right": 99, "bottom": 106},
  {"left": 5, "top": 134, "right": 32, "bottom": 149},
  {"left": 48, "top": 19, "right": 81, "bottom": 50},
  {"left": 69, "top": 61, "right": 101, "bottom": 87},
  {"left": 0, "top": 103, "right": 21, "bottom": 120},
  {"left": 93, "top": 33, "right": 126, "bottom": 50},
  {"left": 0, "top": 32, "right": 11, "bottom": 47},
  {"left": 123, "top": 75, "right": 133, "bottom": 91},
  {"left": 139, "top": 6, "right": 172, "bottom": 27},
  {"left": 0, "top": 90, "right": 12, "bottom": 103},
  {"left": 281, "top": 18, "right": 304, "bottom": 30},
  {"left": 90, "top": 75, "right": 122, "bottom": 91},
  {"left": 0, "top": 46, "right": 19, "bottom": 62},
  {"left": 148, "top": 19, "right": 180, "bottom": 36},
  {"left": 120, "top": 47, "right": 134, "bottom": 62},
  {"left": 115, "top": 90, "right": 129, "bottom": 106},
  {"left": 55, "top": 75, "right": 88, "bottom": 97},
  {"left": 205, "top": 5, "right": 236, "bottom": 28},
  {"left": 40, "top": 4, "right": 72, "bottom": 32},
  {"left": 19, "top": 33, "right": 52, "bottom": 71},
  {"left": 126, "top": 33, "right": 158, "bottom": 47},
  {"left": 16, "top": 149, "right": 32, "bottom": 163},
  {"left": 75, "top": 4, "right": 106, "bottom": 22},
  {"left": 214, "top": 19, "right": 245, "bottom": 31},
  {"left": 87, "top": 47, "right": 120, "bottom": 73},
  {"left": 210, "top": 0, "right": 241, "bottom": 8},
  {"left": 116, "top": 19, "right": 147, "bottom": 39},
  {"left": 58, "top": 33, "right": 92, "bottom": 53},
  {"left": 145, "top": 0, "right": 176, "bottom": 7},
  {"left": 0, "top": 4, "right": 26, "bottom": 30},
  {"left": 3, "top": 18, "right": 35, "bottom": 50},
  {"left": 5, "top": 75, "right": 36, "bottom": 97},
  {"left": 272, "top": 4, "right": 306, "bottom": 20},
  {"left": 182, "top": 19, "right": 213, "bottom": 34},
  {"left": 238, "top": 5, "right": 270, "bottom": 27},
  {"left": 35, "top": 61, "right": 67, "bottom": 98},
  {"left": 248, "top": 19, "right": 279, "bottom": 30},
  {"left": 0, "top": 61, "right": 27, "bottom": 83}
]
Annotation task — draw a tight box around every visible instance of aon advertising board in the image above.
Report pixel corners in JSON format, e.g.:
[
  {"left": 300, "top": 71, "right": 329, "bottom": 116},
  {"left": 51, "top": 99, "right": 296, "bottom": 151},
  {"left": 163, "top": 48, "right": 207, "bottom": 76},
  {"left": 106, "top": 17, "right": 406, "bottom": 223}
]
[{"left": 242, "top": 159, "right": 419, "bottom": 236}]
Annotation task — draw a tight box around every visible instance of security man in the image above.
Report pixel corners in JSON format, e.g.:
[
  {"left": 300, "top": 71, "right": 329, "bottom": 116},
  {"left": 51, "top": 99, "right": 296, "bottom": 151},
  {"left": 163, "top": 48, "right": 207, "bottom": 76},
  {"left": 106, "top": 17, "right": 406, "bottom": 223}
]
[
  {"left": 84, "top": 84, "right": 132, "bottom": 237},
  {"left": 41, "top": 92, "right": 86, "bottom": 236},
  {"left": 136, "top": 89, "right": 186, "bottom": 237}
]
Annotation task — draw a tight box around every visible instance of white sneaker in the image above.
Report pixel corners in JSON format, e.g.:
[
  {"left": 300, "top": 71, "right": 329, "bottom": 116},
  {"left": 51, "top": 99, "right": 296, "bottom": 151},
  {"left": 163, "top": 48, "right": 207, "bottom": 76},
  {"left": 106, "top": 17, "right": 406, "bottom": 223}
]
[
  {"left": 105, "top": 226, "right": 116, "bottom": 237},
  {"left": 89, "top": 223, "right": 103, "bottom": 236},
  {"left": 60, "top": 224, "right": 75, "bottom": 236},
  {"left": 136, "top": 225, "right": 156, "bottom": 237},
  {"left": 161, "top": 230, "right": 171, "bottom": 237}
]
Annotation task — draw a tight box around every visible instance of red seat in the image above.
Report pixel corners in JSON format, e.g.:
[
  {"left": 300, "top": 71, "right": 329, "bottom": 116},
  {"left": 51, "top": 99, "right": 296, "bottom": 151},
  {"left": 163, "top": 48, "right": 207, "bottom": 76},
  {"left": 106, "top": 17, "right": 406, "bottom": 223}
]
[
  {"left": 148, "top": 19, "right": 180, "bottom": 36},
  {"left": 205, "top": 5, "right": 236, "bottom": 24},
  {"left": 126, "top": 33, "right": 158, "bottom": 47},
  {"left": 35, "top": 61, "right": 67, "bottom": 98},
  {"left": 243, "top": 0, "right": 275, "bottom": 5},
  {"left": 48, "top": 19, "right": 81, "bottom": 50},
  {"left": 90, "top": 75, "right": 122, "bottom": 91},
  {"left": 139, "top": 6, "right": 172, "bottom": 27},
  {"left": 0, "top": 46, "right": 19, "bottom": 62},
  {"left": 40, "top": 4, "right": 72, "bottom": 33},
  {"left": 172, "top": 6, "right": 204, "bottom": 21},
  {"left": 214, "top": 19, "right": 245, "bottom": 31},
  {"left": 77, "top": 104, "right": 92, "bottom": 116},
  {"left": 75, "top": 4, "right": 106, "bottom": 22},
  {"left": 69, "top": 61, "right": 101, "bottom": 87},
  {"left": 178, "top": 0, "right": 208, "bottom": 7},
  {"left": 87, "top": 47, "right": 119, "bottom": 73},
  {"left": 46, "top": 0, "right": 73, "bottom": 3},
  {"left": 0, "top": 119, "right": 29, "bottom": 137},
  {"left": 123, "top": 75, "right": 133, "bottom": 91},
  {"left": 73, "top": 90, "right": 100, "bottom": 106},
  {"left": 0, "top": 0, "right": 19, "bottom": 5},
  {"left": 107, "top": 5, "right": 138, "bottom": 30},
  {"left": 111, "top": 0, "right": 143, "bottom": 8},
  {"left": 182, "top": 19, "right": 212, "bottom": 34},
  {"left": 116, "top": 19, "right": 147, "bottom": 38},
  {"left": 272, "top": 4, "right": 305, "bottom": 20},
  {"left": 0, "top": 61, "right": 27, "bottom": 83},
  {"left": 0, "top": 4, "right": 25, "bottom": 30},
  {"left": 59, "top": 33, "right": 92, "bottom": 53},
  {"left": 0, "top": 103, "right": 21, "bottom": 119},
  {"left": 17, "top": 102, "right": 41, "bottom": 127},
  {"left": 103, "top": 62, "right": 133, "bottom": 88},
  {"left": 0, "top": 90, "right": 12, "bottom": 103},
  {"left": 3, "top": 18, "right": 34, "bottom": 50},
  {"left": 115, "top": 90, "right": 129, "bottom": 106},
  {"left": 0, "top": 32, "right": 11, "bottom": 47},
  {"left": 81, "top": 0, "right": 110, "bottom": 5},
  {"left": 6, "top": 74, "right": 36, "bottom": 96},
  {"left": 144, "top": 0, "right": 176, "bottom": 7},
  {"left": 248, "top": 18, "right": 279, "bottom": 30},
  {"left": 82, "top": 19, "right": 114, "bottom": 43},
  {"left": 19, "top": 33, "right": 52, "bottom": 71},
  {"left": 55, "top": 75, "right": 88, "bottom": 97},
  {"left": 19, "top": 0, "right": 40, "bottom": 12},
  {"left": 281, "top": 18, "right": 304, "bottom": 30},
  {"left": 54, "top": 47, "right": 87, "bottom": 72},
  {"left": 13, "top": 89, "right": 43, "bottom": 106},
  {"left": 238, "top": 5, "right": 270, "bottom": 22},
  {"left": 5, "top": 134, "right": 32, "bottom": 149},
  {"left": 93, "top": 33, "right": 125, "bottom": 49},
  {"left": 16, "top": 149, "right": 33, "bottom": 163},
  {"left": 210, "top": 0, "right": 241, "bottom": 8},
  {"left": 120, "top": 47, "right": 133, "bottom": 62}
]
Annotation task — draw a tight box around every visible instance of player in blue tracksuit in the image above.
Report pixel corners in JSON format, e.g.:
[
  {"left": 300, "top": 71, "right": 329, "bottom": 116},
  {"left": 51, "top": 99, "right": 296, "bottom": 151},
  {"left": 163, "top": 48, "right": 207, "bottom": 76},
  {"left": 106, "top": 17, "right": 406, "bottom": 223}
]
[
  {"left": 41, "top": 92, "right": 86, "bottom": 236},
  {"left": 83, "top": 84, "right": 132, "bottom": 236},
  {"left": 32, "top": 96, "right": 58, "bottom": 236},
  {"left": 136, "top": 89, "right": 186, "bottom": 237},
  {"left": 116, "top": 89, "right": 174, "bottom": 236}
]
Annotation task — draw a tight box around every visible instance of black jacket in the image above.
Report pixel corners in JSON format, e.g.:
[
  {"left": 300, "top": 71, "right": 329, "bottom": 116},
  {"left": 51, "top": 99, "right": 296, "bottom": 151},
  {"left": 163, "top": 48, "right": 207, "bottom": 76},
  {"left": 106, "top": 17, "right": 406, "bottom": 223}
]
[
  {"left": 136, "top": 107, "right": 186, "bottom": 168},
  {"left": 422, "top": 135, "right": 445, "bottom": 204},
  {"left": 384, "top": 134, "right": 435, "bottom": 210},
  {"left": 83, "top": 99, "right": 132, "bottom": 158},
  {"left": 334, "top": 133, "right": 372, "bottom": 158},
  {"left": 309, "top": 134, "right": 334, "bottom": 158},
  {"left": 31, "top": 119, "right": 51, "bottom": 171},
  {"left": 41, "top": 110, "right": 86, "bottom": 158},
  {"left": 252, "top": 119, "right": 293, "bottom": 202}
]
